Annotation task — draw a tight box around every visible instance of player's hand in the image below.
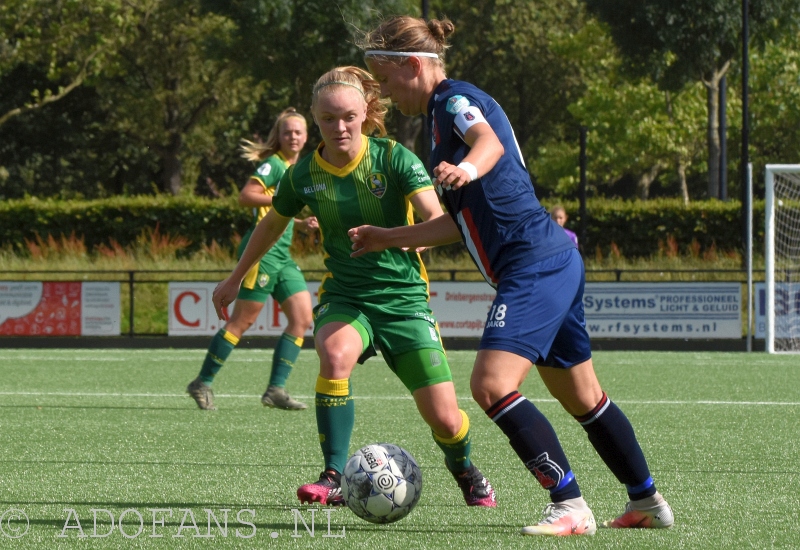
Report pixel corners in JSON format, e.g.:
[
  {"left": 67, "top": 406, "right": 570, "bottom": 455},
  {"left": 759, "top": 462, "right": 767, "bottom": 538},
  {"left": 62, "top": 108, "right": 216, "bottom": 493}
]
[
  {"left": 433, "top": 161, "right": 471, "bottom": 191},
  {"left": 348, "top": 225, "right": 390, "bottom": 258},
  {"left": 302, "top": 216, "right": 319, "bottom": 232},
  {"left": 212, "top": 277, "right": 240, "bottom": 320}
]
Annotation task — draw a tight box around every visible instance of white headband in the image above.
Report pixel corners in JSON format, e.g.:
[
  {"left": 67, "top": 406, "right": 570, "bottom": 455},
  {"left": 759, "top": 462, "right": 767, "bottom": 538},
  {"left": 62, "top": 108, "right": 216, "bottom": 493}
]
[
  {"left": 365, "top": 50, "right": 439, "bottom": 59},
  {"left": 313, "top": 81, "right": 365, "bottom": 97}
]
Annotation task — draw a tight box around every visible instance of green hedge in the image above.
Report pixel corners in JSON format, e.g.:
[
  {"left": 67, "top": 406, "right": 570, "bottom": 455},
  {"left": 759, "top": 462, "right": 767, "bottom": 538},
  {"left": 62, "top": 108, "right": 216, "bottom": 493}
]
[
  {"left": 542, "top": 198, "right": 764, "bottom": 258},
  {"left": 1, "top": 196, "right": 764, "bottom": 258},
  {"left": 1, "top": 195, "right": 251, "bottom": 255}
]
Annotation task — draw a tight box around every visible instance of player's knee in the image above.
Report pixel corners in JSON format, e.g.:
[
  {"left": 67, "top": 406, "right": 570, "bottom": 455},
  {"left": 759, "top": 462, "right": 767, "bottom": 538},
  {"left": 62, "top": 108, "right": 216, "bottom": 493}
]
[
  {"left": 428, "top": 410, "right": 463, "bottom": 439},
  {"left": 225, "top": 317, "right": 253, "bottom": 335},
  {"left": 429, "top": 421, "right": 456, "bottom": 439},
  {"left": 469, "top": 380, "right": 494, "bottom": 411},
  {"left": 470, "top": 375, "right": 516, "bottom": 411},
  {"left": 287, "top": 311, "right": 313, "bottom": 333},
  {"left": 316, "top": 347, "right": 357, "bottom": 379},
  {"left": 319, "top": 350, "right": 349, "bottom": 371},
  {"left": 442, "top": 411, "right": 465, "bottom": 437}
]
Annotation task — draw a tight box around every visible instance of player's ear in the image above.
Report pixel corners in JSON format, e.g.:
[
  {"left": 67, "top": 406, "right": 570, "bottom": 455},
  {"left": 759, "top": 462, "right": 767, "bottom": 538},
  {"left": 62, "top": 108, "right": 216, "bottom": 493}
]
[{"left": 407, "top": 56, "right": 423, "bottom": 77}]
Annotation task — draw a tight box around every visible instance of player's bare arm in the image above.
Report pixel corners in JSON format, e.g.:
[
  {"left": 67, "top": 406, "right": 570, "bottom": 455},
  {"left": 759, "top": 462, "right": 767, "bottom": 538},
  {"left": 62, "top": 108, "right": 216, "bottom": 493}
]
[
  {"left": 433, "top": 122, "right": 504, "bottom": 190},
  {"left": 238, "top": 177, "right": 274, "bottom": 208},
  {"left": 349, "top": 214, "right": 461, "bottom": 258},
  {"left": 399, "top": 188, "right": 446, "bottom": 253},
  {"left": 212, "top": 209, "right": 291, "bottom": 318},
  {"left": 411, "top": 188, "right": 445, "bottom": 222}
]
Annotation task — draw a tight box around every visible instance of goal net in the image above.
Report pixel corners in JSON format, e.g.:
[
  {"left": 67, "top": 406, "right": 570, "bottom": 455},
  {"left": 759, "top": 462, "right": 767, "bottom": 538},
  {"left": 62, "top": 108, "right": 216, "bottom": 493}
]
[{"left": 765, "top": 165, "right": 800, "bottom": 353}]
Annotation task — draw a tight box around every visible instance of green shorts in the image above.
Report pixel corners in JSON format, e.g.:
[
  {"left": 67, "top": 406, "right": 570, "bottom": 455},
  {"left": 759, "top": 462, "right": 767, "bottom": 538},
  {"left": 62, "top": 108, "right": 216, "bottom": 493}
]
[
  {"left": 237, "top": 261, "right": 308, "bottom": 304},
  {"left": 313, "top": 300, "right": 451, "bottom": 392}
]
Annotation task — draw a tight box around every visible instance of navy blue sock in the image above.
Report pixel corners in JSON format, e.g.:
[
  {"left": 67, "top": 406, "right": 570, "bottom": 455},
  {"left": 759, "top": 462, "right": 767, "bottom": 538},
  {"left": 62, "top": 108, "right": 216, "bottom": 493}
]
[
  {"left": 575, "top": 392, "right": 657, "bottom": 500},
  {"left": 486, "top": 391, "right": 581, "bottom": 502}
]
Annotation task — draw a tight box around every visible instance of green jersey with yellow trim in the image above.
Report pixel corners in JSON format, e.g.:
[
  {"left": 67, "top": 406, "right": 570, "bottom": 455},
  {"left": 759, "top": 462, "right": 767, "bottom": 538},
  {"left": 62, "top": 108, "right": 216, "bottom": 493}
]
[
  {"left": 238, "top": 151, "right": 295, "bottom": 271},
  {"left": 273, "top": 136, "right": 434, "bottom": 308}
]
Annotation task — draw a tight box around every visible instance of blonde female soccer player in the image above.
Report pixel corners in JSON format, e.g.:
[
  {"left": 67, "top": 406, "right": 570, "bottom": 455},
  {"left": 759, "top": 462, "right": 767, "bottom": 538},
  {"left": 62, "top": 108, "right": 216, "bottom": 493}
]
[
  {"left": 187, "top": 108, "right": 318, "bottom": 411},
  {"left": 348, "top": 15, "right": 673, "bottom": 536},
  {"left": 211, "top": 66, "right": 496, "bottom": 508}
]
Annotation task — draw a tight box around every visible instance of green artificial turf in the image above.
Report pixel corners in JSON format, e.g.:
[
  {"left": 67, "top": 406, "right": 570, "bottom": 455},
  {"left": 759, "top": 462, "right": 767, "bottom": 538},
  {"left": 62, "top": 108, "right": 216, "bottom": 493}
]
[{"left": 1, "top": 349, "right": 798, "bottom": 549}]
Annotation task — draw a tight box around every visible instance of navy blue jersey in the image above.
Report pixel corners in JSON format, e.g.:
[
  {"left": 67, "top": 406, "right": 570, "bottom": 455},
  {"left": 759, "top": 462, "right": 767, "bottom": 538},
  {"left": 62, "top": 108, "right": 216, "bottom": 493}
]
[{"left": 427, "top": 79, "right": 575, "bottom": 287}]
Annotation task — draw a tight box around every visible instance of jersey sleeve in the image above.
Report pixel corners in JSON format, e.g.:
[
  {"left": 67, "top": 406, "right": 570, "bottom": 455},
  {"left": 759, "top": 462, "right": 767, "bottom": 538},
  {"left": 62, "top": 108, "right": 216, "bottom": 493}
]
[
  {"left": 389, "top": 142, "right": 433, "bottom": 198},
  {"left": 251, "top": 156, "right": 285, "bottom": 191},
  {"left": 444, "top": 94, "right": 489, "bottom": 144},
  {"left": 271, "top": 165, "right": 304, "bottom": 218}
]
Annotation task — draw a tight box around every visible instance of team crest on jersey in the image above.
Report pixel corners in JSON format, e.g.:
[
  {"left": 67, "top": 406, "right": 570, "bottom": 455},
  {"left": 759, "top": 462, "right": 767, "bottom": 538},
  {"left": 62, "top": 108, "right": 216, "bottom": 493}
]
[
  {"left": 257, "top": 163, "right": 272, "bottom": 176},
  {"left": 258, "top": 274, "right": 270, "bottom": 288},
  {"left": 446, "top": 95, "right": 470, "bottom": 114},
  {"left": 367, "top": 173, "right": 387, "bottom": 198}
]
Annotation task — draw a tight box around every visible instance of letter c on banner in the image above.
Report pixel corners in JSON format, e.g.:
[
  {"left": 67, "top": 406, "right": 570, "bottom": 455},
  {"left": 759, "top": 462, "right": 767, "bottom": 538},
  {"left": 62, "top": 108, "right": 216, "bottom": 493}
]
[{"left": 174, "top": 291, "right": 201, "bottom": 327}]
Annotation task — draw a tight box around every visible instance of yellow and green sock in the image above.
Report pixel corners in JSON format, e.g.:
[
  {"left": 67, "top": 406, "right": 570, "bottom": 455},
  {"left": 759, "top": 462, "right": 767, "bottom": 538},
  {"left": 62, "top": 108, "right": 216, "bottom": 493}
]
[
  {"left": 433, "top": 409, "right": 473, "bottom": 474},
  {"left": 269, "top": 333, "right": 303, "bottom": 388},
  {"left": 198, "top": 329, "right": 239, "bottom": 385},
  {"left": 315, "top": 376, "right": 354, "bottom": 474}
]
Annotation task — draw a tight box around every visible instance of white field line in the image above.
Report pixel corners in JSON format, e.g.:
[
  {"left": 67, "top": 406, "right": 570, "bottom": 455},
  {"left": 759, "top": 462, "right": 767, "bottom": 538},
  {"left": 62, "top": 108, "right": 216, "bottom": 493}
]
[{"left": 0, "top": 391, "right": 798, "bottom": 406}]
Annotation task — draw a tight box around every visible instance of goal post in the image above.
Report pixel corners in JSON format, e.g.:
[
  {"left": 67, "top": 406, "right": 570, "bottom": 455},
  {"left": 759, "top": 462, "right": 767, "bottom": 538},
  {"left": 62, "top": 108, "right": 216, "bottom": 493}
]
[{"left": 765, "top": 164, "right": 800, "bottom": 353}]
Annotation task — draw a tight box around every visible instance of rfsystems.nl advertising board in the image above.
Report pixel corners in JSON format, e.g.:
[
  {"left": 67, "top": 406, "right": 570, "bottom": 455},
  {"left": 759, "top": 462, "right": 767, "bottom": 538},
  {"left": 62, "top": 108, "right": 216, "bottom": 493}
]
[
  {"left": 0, "top": 281, "right": 120, "bottom": 336},
  {"left": 582, "top": 282, "right": 741, "bottom": 338},
  {"left": 169, "top": 281, "right": 742, "bottom": 339}
]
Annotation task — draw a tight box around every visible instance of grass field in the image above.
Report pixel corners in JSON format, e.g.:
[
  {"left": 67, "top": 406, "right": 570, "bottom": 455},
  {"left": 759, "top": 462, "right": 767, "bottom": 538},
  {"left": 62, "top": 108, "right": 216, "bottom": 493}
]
[{"left": 1, "top": 349, "right": 798, "bottom": 549}]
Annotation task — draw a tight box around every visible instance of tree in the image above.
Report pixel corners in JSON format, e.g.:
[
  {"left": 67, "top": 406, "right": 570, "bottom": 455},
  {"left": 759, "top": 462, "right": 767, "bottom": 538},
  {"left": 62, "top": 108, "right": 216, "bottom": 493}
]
[
  {"left": 748, "top": 31, "right": 800, "bottom": 186},
  {"left": 583, "top": 0, "right": 800, "bottom": 198},
  {"left": 200, "top": 0, "right": 417, "bottom": 146},
  {"left": 96, "top": 0, "right": 262, "bottom": 195},
  {"left": 0, "top": 0, "right": 134, "bottom": 127},
  {"left": 534, "top": 22, "right": 709, "bottom": 203}
]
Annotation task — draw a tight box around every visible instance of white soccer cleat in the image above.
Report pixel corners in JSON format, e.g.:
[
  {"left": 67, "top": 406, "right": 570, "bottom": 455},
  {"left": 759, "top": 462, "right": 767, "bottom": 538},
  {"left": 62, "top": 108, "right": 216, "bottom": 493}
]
[
  {"left": 601, "top": 491, "right": 674, "bottom": 529},
  {"left": 521, "top": 497, "right": 597, "bottom": 536}
]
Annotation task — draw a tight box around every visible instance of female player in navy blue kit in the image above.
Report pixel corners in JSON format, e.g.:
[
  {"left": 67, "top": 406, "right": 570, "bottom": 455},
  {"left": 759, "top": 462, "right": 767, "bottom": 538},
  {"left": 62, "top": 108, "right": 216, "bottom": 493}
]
[{"left": 349, "top": 15, "right": 673, "bottom": 536}]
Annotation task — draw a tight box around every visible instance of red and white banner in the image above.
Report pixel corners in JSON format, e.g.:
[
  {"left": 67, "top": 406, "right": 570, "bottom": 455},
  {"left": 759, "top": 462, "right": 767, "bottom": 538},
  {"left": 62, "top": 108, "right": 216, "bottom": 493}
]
[
  {"left": 0, "top": 281, "right": 120, "bottom": 336},
  {"left": 168, "top": 282, "right": 323, "bottom": 336},
  {"left": 168, "top": 281, "right": 493, "bottom": 337}
]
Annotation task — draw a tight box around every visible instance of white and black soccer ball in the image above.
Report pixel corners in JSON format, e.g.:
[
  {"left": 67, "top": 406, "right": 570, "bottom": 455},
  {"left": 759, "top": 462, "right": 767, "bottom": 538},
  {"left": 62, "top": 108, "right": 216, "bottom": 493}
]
[{"left": 341, "top": 443, "right": 422, "bottom": 524}]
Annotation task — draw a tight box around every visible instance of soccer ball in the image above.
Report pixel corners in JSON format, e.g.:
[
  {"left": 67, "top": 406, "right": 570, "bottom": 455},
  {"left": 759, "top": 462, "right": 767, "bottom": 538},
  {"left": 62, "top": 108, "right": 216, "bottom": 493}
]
[{"left": 341, "top": 443, "right": 422, "bottom": 524}]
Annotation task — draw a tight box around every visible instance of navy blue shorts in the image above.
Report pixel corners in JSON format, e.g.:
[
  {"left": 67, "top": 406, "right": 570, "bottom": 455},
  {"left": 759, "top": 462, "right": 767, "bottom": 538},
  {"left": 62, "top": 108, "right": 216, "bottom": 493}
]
[{"left": 479, "top": 249, "right": 592, "bottom": 368}]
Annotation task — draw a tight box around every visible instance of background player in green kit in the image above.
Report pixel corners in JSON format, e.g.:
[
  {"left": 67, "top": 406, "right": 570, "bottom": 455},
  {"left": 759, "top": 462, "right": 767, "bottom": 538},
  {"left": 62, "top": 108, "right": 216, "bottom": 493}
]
[
  {"left": 187, "top": 108, "right": 318, "bottom": 411},
  {"left": 211, "top": 66, "right": 496, "bottom": 508}
]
